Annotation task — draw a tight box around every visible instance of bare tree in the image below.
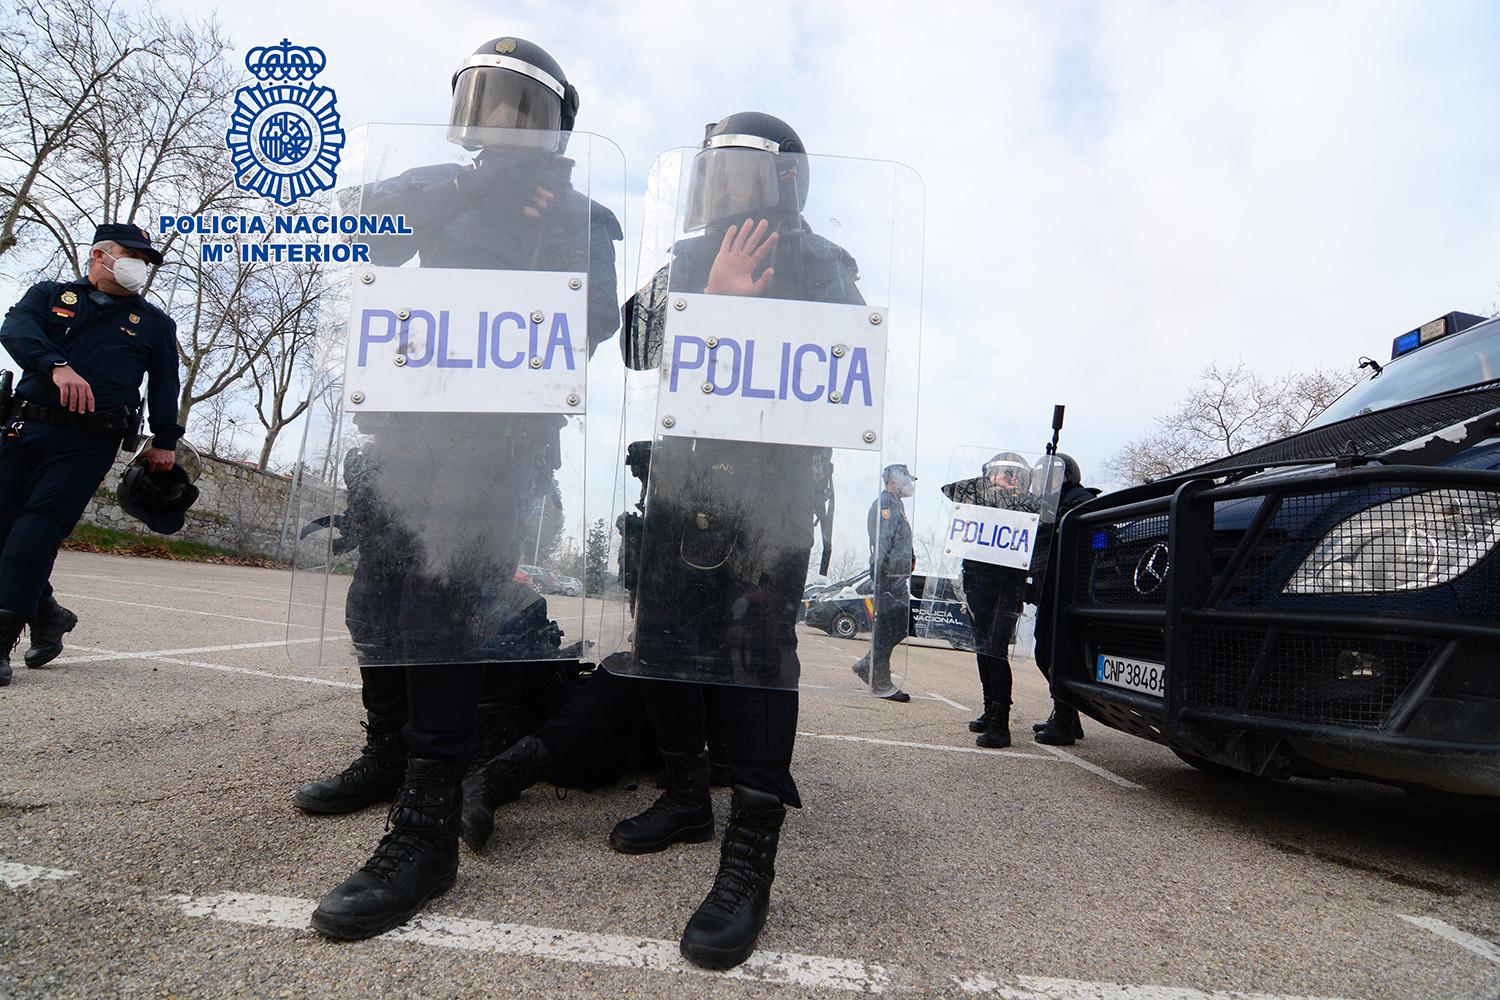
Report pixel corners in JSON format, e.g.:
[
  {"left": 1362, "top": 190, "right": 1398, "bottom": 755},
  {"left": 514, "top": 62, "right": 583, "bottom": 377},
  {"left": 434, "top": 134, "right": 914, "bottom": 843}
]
[
  {"left": 190, "top": 382, "right": 249, "bottom": 460},
  {"left": 246, "top": 260, "right": 333, "bottom": 470},
  {"left": 1106, "top": 362, "right": 1359, "bottom": 486},
  {"left": 0, "top": 0, "right": 159, "bottom": 261}
]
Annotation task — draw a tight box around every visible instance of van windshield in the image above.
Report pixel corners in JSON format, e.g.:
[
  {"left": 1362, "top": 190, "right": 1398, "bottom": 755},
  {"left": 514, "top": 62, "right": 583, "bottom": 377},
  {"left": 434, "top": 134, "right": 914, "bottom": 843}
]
[{"left": 1308, "top": 318, "right": 1500, "bottom": 429}]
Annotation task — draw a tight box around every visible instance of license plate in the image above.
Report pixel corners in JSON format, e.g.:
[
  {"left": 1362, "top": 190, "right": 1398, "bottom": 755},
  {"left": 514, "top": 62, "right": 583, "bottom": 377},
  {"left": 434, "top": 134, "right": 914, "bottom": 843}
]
[{"left": 1096, "top": 653, "right": 1166, "bottom": 698}]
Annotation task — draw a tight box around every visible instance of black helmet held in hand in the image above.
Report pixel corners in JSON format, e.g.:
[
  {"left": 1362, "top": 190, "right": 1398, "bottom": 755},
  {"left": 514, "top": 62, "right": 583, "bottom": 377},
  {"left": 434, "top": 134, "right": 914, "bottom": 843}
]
[
  {"left": 118, "top": 463, "right": 200, "bottom": 535},
  {"left": 684, "top": 111, "right": 810, "bottom": 232},
  {"left": 449, "top": 36, "right": 580, "bottom": 148}
]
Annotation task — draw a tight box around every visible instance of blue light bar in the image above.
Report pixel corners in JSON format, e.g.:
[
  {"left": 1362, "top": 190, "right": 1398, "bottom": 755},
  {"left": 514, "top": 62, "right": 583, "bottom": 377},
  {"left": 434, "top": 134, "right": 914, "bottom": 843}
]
[
  {"left": 1392, "top": 330, "right": 1421, "bottom": 356},
  {"left": 1091, "top": 530, "right": 1109, "bottom": 550}
]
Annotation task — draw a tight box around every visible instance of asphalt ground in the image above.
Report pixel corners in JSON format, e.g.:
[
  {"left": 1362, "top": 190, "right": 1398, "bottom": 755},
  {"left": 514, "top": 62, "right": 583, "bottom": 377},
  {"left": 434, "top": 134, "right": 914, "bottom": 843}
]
[{"left": 3, "top": 551, "right": 1499, "bottom": 999}]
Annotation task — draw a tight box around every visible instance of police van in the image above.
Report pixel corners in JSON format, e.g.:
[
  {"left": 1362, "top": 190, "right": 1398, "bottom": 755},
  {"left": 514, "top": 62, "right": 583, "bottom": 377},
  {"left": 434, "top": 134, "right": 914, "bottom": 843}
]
[{"left": 1054, "top": 311, "right": 1500, "bottom": 800}]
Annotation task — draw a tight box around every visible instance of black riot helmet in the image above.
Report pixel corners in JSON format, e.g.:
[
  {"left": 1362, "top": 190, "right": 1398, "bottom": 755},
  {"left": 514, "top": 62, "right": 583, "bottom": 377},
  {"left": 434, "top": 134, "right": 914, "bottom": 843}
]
[
  {"left": 683, "top": 112, "right": 811, "bottom": 232},
  {"left": 449, "top": 37, "right": 580, "bottom": 149},
  {"left": 1055, "top": 453, "right": 1082, "bottom": 488},
  {"left": 983, "top": 451, "right": 1033, "bottom": 493}
]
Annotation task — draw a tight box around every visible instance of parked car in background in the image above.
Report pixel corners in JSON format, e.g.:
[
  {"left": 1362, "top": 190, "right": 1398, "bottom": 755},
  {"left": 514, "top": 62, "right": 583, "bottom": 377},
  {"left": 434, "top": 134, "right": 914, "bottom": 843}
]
[
  {"left": 518, "top": 564, "right": 560, "bottom": 594},
  {"left": 553, "top": 574, "right": 583, "bottom": 597},
  {"left": 908, "top": 575, "right": 976, "bottom": 648},
  {"left": 802, "top": 569, "right": 875, "bottom": 638}
]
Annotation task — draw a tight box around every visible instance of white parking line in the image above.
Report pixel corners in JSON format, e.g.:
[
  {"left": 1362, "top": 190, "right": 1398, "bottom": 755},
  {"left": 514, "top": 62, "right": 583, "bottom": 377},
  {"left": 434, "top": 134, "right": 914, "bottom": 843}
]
[
  {"left": 797, "top": 731, "right": 1058, "bottom": 762},
  {"left": 0, "top": 861, "right": 76, "bottom": 890},
  {"left": 52, "top": 570, "right": 321, "bottom": 608},
  {"left": 1399, "top": 914, "right": 1500, "bottom": 966},
  {"left": 50, "top": 637, "right": 330, "bottom": 666},
  {"left": 171, "top": 891, "right": 891, "bottom": 993},
  {"left": 923, "top": 692, "right": 971, "bottom": 712},
  {"left": 78, "top": 645, "right": 359, "bottom": 690},
  {"left": 1035, "top": 744, "right": 1144, "bottom": 790},
  {"left": 956, "top": 973, "right": 1353, "bottom": 999},
  {"left": 54, "top": 591, "right": 320, "bottom": 630}
]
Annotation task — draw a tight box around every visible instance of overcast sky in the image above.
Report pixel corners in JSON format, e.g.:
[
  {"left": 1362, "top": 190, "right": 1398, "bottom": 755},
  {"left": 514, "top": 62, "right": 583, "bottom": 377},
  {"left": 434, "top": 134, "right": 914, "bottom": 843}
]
[{"left": 12, "top": 0, "right": 1500, "bottom": 505}]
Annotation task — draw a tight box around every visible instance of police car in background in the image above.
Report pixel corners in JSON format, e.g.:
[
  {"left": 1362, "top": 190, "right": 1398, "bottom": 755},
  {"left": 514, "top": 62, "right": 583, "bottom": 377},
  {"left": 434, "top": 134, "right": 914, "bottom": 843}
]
[
  {"left": 1054, "top": 311, "right": 1500, "bottom": 801},
  {"left": 801, "top": 569, "right": 976, "bottom": 647}
]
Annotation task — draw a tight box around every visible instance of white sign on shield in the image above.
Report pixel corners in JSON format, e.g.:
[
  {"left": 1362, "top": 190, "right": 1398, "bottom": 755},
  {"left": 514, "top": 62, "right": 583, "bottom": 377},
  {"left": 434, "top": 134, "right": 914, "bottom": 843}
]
[
  {"left": 343, "top": 266, "right": 588, "bottom": 414},
  {"left": 656, "top": 293, "right": 887, "bottom": 450},
  {"left": 945, "top": 502, "right": 1040, "bottom": 570}
]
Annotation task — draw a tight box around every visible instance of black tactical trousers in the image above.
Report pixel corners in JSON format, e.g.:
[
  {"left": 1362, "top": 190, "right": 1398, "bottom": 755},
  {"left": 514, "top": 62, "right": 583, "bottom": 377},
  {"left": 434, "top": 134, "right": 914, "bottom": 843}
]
[
  {"left": 361, "top": 663, "right": 485, "bottom": 762},
  {"left": 533, "top": 666, "right": 656, "bottom": 787},
  {"left": 854, "top": 582, "right": 908, "bottom": 691},
  {"left": 640, "top": 679, "right": 801, "bottom": 807},
  {"left": 0, "top": 423, "right": 121, "bottom": 619}
]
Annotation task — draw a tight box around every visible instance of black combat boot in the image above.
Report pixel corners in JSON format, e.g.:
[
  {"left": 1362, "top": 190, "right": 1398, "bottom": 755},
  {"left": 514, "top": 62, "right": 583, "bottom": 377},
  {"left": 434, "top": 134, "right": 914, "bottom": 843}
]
[
  {"left": 969, "top": 701, "right": 996, "bottom": 734},
  {"left": 460, "top": 735, "right": 550, "bottom": 853},
  {"left": 24, "top": 595, "right": 77, "bottom": 669},
  {"left": 1034, "top": 703, "right": 1084, "bottom": 746},
  {"left": 609, "top": 750, "right": 714, "bottom": 854},
  {"left": 458, "top": 702, "right": 521, "bottom": 845},
  {"left": 294, "top": 713, "right": 408, "bottom": 814},
  {"left": 680, "top": 785, "right": 786, "bottom": 971},
  {"left": 975, "top": 703, "right": 1012, "bottom": 749},
  {"left": 0, "top": 612, "right": 23, "bottom": 687},
  {"left": 310, "top": 756, "right": 464, "bottom": 940}
]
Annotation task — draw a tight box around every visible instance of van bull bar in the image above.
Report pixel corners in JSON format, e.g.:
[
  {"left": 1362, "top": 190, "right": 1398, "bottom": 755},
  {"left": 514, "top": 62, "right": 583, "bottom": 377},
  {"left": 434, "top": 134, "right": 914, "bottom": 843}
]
[{"left": 1051, "top": 464, "right": 1500, "bottom": 799}]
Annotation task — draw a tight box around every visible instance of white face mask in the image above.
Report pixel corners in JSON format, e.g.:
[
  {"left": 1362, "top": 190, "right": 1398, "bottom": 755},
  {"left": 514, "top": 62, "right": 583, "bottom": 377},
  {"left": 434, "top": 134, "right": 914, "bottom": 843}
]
[{"left": 103, "top": 250, "right": 149, "bottom": 293}]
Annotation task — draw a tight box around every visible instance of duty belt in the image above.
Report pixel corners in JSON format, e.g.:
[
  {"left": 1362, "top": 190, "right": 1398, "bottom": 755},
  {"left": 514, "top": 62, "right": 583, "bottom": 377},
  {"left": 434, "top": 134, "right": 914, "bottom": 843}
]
[{"left": 6, "top": 399, "right": 136, "bottom": 433}]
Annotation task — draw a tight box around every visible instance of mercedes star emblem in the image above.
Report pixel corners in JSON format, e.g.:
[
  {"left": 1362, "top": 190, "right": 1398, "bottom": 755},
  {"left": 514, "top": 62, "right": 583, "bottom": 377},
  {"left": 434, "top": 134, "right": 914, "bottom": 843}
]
[{"left": 1133, "top": 542, "right": 1170, "bottom": 595}]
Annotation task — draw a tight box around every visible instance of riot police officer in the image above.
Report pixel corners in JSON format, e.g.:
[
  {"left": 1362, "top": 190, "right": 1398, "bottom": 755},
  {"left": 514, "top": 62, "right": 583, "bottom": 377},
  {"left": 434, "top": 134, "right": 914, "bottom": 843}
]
[
  {"left": 297, "top": 36, "right": 622, "bottom": 941},
  {"left": 1031, "top": 453, "right": 1099, "bottom": 745},
  {"left": 0, "top": 224, "right": 180, "bottom": 686},
  {"left": 611, "top": 112, "right": 862, "bottom": 970},
  {"left": 945, "top": 452, "right": 1036, "bottom": 748},
  {"left": 851, "top": 464, "right": 916, "bottom": 701}
]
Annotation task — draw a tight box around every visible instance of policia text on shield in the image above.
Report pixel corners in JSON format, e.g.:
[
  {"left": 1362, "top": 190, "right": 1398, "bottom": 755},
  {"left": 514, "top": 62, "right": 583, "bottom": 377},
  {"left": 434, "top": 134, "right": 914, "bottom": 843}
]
[{"left": 0, "top": 223, "right": 183, "bottom": 687}]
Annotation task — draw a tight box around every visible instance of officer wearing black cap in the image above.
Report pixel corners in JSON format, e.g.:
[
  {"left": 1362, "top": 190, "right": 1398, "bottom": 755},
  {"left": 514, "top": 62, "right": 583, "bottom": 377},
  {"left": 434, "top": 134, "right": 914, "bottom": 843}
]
[
  {"left": 851, "top": 463, "right": 916, "bottom": 701},
  {"left": 0, "top": 223, "right": 180, "bottom": 685}
]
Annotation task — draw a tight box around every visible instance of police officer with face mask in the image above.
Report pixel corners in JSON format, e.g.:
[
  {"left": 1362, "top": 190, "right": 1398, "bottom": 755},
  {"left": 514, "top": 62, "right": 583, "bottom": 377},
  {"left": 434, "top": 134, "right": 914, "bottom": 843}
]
[
  {"left": 851, "top": 464, "right": 916, "bottom": 701},
  {"left": 0, "top": 224, "right": 180, "bottom": 685}
]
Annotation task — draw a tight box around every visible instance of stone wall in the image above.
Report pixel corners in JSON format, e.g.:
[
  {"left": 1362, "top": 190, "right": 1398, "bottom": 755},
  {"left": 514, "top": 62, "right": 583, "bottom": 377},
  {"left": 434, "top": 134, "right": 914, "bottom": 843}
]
[{"left": 79, "top": 451, "right": 296, "bottom": 558}]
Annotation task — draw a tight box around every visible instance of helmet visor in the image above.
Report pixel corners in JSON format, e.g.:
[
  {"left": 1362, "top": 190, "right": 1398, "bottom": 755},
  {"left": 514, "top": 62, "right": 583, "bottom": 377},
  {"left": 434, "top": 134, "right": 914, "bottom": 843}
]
[
  {"left": 448, "top": 67, "right": 562, "bottom": 148},
  {"left": 683, "top": 147, "right": 786, "bottom": 232},
  {"left": 983, "top": 457, "right": 1031, "bottom": 492}
]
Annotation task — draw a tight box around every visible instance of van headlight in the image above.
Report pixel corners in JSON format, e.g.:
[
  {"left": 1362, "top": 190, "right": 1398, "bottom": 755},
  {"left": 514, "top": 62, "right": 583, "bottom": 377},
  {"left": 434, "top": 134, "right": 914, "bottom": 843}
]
[{"left": 1284, "top": 489, "right": 1500, "bottom": 594}]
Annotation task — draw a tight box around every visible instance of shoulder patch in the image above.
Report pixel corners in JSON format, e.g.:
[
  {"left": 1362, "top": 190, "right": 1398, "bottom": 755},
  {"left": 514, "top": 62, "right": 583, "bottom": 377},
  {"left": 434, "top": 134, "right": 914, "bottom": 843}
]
[{"left": 881, "top": 507, "right": 891, "bottom": 520}]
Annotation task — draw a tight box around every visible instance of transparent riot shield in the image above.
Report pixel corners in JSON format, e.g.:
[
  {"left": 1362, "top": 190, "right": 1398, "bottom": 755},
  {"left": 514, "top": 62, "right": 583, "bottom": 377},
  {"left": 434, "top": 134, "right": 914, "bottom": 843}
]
[
  {"left": 597, "top": 146, "right": 922, "bottom": 694},
  {"left": 288, "top": 124, "right": 625, "bottom": 671},
  {"left": 913, "top": 446, "right": 1063, "bottom": 658}
]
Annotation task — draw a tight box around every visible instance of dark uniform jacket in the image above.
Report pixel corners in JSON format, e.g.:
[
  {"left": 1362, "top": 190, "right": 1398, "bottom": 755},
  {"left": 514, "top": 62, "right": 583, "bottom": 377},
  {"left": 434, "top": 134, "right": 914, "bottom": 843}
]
[
  {"left": 340, "top": 148, "right": 621, "bottom": 664},
  {"left": 868, "top": 489, "right": 913, "bottom": 587},
  {"left": 0, "top": 280, "right": 182, "bottom": 448},
  {"left": 625, "top": 216, "right": 860, "bottom": 687}
]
